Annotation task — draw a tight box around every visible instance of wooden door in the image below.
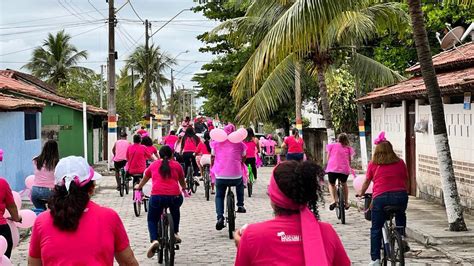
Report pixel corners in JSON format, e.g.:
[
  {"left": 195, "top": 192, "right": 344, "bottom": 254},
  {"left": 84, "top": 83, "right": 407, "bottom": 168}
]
[{"left": 406, "top": 101, "right": 417, "bottom": 195}]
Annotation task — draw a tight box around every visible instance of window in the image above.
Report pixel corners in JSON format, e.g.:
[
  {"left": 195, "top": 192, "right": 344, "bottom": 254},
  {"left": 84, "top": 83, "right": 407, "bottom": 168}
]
[{"left": 25, "top": 113, "right": 38, "bottom": 140}]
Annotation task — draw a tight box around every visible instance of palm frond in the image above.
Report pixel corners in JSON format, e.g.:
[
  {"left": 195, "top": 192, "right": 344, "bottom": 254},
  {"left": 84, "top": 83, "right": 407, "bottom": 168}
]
[{"left": 350, "top": 52, "right": 405, "bottom": 88}]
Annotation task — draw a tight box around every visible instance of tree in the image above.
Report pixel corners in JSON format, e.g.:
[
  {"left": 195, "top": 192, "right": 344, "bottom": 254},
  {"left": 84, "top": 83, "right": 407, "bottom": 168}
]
[
  {"left": 23, "top": 30, "right": 90, "bottom": 87},
  {"left": 116, "top": 69, "right": 145, "bottom": 128},
  {"left": 56, "top": 70, "right": 102, "bottom": 107},
  {"left": 226, "top": 0, "right": 407, "bottom": 140},
  {"left": 125, "top": 44, "right": 173, "bottom": 116},
  {"left": 407, "top": 0, "right": 469, "bottom": 231}
]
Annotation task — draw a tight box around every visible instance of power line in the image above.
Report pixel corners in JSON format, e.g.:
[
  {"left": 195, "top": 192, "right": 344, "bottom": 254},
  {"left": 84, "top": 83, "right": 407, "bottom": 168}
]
[
  {"left": 0, "top": 20, "right": 106, "bottom": 37},
  {"left": 0, "top": 19, "right": 105, "bottom": 30},
  {"left": 128, "top": 0, "right": 144, "bottom": 23},
  {"left": 0, "top": 9, "right": 108, "bottom": 27},
  {"left": 88, "top": 0, "right": 107, "bottom": 18},
  {"left": 68, "top": 0, "right": 99, "bottom": 21}
]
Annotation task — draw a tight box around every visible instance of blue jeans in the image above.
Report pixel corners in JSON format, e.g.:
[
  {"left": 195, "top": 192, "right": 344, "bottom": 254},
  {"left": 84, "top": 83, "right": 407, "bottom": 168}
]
[
  {"left": 215, "top": 178, "right": 244, "bottom": 220},
  {"left": 370, "top": 191, "right": 408, "bottom": 261},
  {"left": 31, "top": 186, "right": 53, "bottom": 210},
  {"left": 147, "top": 195, "right": 183, "bottom": 242},
  {"left": 286, "top": 153, "right": 304, "bottom": 161}
]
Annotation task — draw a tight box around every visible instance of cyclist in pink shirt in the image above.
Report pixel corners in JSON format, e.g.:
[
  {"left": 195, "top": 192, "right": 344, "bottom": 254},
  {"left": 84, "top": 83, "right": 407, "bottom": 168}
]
[
  {"left": 180, "top": 127, "right": 201, "bottom": 178},
  {"left": 359, "top": 132, "right": 409, "bottom": 265},
  {"left": 244, "top": 128, "right": 260, "bottom": 181},
  {"left": 234, "top": 161, "right": 350, "bottom": 266},
  {"left": 326, "top": 133, "right": 354, "bottom": 210},
  {"left": 32, "top": 140, "right": 59, "bottom": 210},
  {"left": 135, "top": 146, "right": 188, "bottom": 258},
  {"left": 112, "top": 132, "right": 129, "bottom": 190},
  {"left": 282, "top": 129, "right": 305, "bottom": 161},
  {"left": 163, "top": 130, "right": 179, "bottom": 152},
  {"left": 28, "top": 156, "right": 138, "bottom": 265}
]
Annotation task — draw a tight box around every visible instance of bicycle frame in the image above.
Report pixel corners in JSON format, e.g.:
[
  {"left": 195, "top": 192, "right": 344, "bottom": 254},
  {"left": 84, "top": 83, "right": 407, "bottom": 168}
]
[{"left": 134, "top": 189, "right": 144, "bottom": 203}]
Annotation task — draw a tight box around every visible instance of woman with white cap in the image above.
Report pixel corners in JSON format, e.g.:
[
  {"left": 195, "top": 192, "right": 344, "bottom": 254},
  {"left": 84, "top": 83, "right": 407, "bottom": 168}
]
[{"left": 28, "top": 156, "right": 138, "bottom": 265}]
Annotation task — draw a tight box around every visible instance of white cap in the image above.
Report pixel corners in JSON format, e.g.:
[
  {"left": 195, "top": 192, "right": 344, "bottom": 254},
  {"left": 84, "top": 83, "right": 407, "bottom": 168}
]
[{"left": 54, "top": 156, "right": 102, "bottom": 191}]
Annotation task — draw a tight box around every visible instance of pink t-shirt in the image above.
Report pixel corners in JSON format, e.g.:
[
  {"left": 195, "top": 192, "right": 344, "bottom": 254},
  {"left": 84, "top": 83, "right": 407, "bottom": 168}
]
[
  {"left": 29, "top": 201, "right": 130, "bottom": 265},
  {"left": 326, "top": 143, "right": 355, "bottom": 175},
  {"left": 182, "top": 137, "right": 201, "bottom": 153},
  {"left": 164, "top": 135, "right": 179, "bottom": 151},
  {"left": 211, "top": 140, "right": 246, "bottom": 179},
  {"left": 367, "top": 160, "right": 408, "bottom": 199},
  {"left": 195, "top": 142, "right": 210, "bottom": 155},
  {"left": 244, "top": 140, "right": 257, "bottom": 158},
  {"left": 235, "top": 214, "right": 350, "bottom": 266},
  {"left": 126, "top": 144, "right": 151, "bottom": 175},
  {"left": 113, "top": 140, "right": 129, "bottom": 162},
  {"left": 145, "top": 160, "right": 184, "bottom": 196},
  {"left": 0, "top": 178, "right": 14, "bottom": 225},
  {"left": 284, "top": 136, "right": 304, "bottom": 153},
  {"left": 146, "top": 145, "right": 158, "bottom": 157},
  {"left": 32, "top": 160, "right": 55, "bottom": 189}
]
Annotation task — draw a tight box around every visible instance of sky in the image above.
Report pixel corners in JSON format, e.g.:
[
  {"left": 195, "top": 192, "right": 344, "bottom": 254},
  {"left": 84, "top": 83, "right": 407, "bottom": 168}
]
[{"left": 0, "top": 0, "right": 218, "bottom": 102}]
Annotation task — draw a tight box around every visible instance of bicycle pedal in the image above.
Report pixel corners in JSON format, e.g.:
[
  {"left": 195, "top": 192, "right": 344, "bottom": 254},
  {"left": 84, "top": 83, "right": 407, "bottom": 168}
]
[{"left": 174, "top": 245, "right": 180, "bottom": 250}]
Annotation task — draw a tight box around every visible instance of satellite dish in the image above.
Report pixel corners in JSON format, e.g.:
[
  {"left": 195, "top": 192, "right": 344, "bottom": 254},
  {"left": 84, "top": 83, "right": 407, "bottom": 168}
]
[{"left": 440, "top": 26, "right": 465, "bottom": 50}]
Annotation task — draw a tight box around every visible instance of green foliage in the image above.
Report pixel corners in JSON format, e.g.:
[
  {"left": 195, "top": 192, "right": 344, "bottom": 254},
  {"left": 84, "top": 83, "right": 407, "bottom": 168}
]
[
  {"left": 56, "top": 70, "right": 103, "bottom": 107},
  {"left": 326, "top": 67, "right": 357, "bottom": 133},
  {"left": 116, "top": 70, "right": 145, "bottom": 128},
  {"left": 24, "top": 30, "right": 91, "bottom": 86}
]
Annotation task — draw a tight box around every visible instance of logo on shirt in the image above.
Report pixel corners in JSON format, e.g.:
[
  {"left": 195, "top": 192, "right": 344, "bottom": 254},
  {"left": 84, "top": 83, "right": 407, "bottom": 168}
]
[{"left": 277, "top": 231, "right": 301, "bottom": 242}]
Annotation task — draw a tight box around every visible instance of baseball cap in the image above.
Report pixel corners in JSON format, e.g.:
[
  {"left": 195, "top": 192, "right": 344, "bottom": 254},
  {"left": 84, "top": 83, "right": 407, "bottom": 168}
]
[{"left": 54, "top": 156, "right": 102, "bottom": 191}]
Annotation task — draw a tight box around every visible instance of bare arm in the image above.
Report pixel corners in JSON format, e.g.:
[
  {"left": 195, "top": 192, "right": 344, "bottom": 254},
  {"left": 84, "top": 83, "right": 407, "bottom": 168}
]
[
  {"left": 6, "top": 203, "right": 21, "bottom": 222},
  {"left": 359, "top": 178, "right": 371, "bottom": 196},
  {"left": 112, "top": 144, "right": 116, "bottom": 156},
  {"left": 28, "top": 257, "right": 42, "bottom": 266},
  {"left": 135, "top": 174, "right": 151, "bottom": 190},
  {"left": 115, "top": 246, "right": 139, "bottom": 266},
  {"left": 179, "top": 176, "right": 187, "bottom": 189}
]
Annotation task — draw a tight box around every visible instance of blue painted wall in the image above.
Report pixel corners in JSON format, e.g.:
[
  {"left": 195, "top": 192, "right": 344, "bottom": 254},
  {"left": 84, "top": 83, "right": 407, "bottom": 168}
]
[{"left": 0, "top": 112, "right": 41, "bottom": 191}]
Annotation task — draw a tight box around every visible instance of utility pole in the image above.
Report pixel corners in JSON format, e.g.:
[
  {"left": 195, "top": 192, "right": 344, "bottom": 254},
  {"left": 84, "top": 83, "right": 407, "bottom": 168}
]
[
  {"left": 107, "top": 0, "right": 117, "bottom": 168},
  {"left": 170, "top": 69, "right": 175, "bottom": 126},
  {"left": 100, "top": 65, "right": 104, "bottom": 109},
  {"left": 144, "top": 19, "right": 151, "bottom": 118}
]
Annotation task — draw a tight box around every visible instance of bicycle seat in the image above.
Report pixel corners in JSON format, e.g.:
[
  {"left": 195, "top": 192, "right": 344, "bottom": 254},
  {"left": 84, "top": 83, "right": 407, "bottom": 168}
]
[
  {"left": 130, "top": 174, "right": 143, "bottom": 177},
  {"left": 383, "top": 205, "right": 404, "bottom": 214}
]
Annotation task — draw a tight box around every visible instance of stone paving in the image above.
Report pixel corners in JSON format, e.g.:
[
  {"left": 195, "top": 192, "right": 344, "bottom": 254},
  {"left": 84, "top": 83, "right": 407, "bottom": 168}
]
[{"left": 11, "top": 167, "right": 456, "bottom": 265}]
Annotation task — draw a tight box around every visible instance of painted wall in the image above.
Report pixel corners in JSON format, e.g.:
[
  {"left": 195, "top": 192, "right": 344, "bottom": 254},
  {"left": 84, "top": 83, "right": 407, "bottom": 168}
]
[
  {"left": 416, "top": 103, "right": 474, "bottom": 211},
  {"left": 0, "top": 112, "right": 41, "bottom": 191},
  {"left": 371, "top": 104, "right": 406, "bottom": 159}
]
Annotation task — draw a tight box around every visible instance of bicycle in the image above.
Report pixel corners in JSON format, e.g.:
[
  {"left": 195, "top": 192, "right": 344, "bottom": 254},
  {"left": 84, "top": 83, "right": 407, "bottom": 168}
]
[
  {"left": 381, "top": 205, "right": 406, "bottom": 266},
  {"left": 225, "top": 185, "right": 236, "bottom": 239},
  {"left": 334, "top": 179, "right": 346, "bottom": 224},
  {"left": 156, "top": 207, "right": 179, "bottom": 266},
  {"left": 184, "top": 163, "right": 198, "bottom": 194},
  {"left": 133, "top": 188, "right": 149, "bottom": 217},
  {"left": 203, "top": 164, "right": 211, "bottom": 201},
  {"left": 246, "top": 164, "right": 255, "bottom": 198},
  {"left": 118, "top": 167, "right": 130, "bottom": 197}
]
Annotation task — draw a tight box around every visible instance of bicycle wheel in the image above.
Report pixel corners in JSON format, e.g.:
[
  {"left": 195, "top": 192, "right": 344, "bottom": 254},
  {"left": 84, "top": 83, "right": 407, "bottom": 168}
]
[
  {"left": 125, "top": 176, "right": 129, "bottom": 195},
  {"left": 227, "top": 189, "right": 235, "bottom": 239},
  {"left": 335, "top": 188, "right": 341, "bottom": 220},
  {"left": 119, "top": 170, "right": 125, "bottom": 197},
  {"left": 191, "top": 177, "right": 198, "bottom": 194},
  {"left": 133, "top": 200, "right": 141, "bottom": 217},
  {"left": 186, "top": 166, "right": 193, "bottom": 194},
  {"left": 204, "top": 168, "right": 210, "bottom": 201},
  {"left": 158, "top": 218, "right": 166, "bottom": 264},
  {"left": 338, "top": 186, "right": 345, "bottom": 224},
  {"left": 382, "top": 238, "right": 389, "bottom": 266},
  {"left": 165, "top": 213, "right": 176, "bottom": 266},
  {"left": 389, "top": 230, "right": 405, "bottom": 266}
]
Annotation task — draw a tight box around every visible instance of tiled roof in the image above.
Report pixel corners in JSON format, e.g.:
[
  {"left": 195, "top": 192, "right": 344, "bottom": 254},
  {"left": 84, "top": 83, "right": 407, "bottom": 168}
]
[
  {"left": 406, "top": 42, "right": 474, "bottom": 73},
  {"left": 357, "top": 67, "right": 474, "bottom": 104},
  {"left": 0, "top": 70, "right": 107, "bottom": 116},
  {"left": 0, "top": 93, "right": 44, "bottom": 111},
  {"left": 2, "top": 69, "right": 57, "bottom": 94}
]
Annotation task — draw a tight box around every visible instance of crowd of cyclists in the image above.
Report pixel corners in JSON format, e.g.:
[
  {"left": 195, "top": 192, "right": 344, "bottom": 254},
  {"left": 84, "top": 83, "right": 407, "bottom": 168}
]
[{"left": 0, "top": 113, "right": 411, "bottom": 265}]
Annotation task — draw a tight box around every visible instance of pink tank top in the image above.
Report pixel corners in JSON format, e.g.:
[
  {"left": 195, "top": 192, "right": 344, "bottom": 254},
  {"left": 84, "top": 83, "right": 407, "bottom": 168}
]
[{"left": 114, "top": 140, "right": 129, "bottom": 162}]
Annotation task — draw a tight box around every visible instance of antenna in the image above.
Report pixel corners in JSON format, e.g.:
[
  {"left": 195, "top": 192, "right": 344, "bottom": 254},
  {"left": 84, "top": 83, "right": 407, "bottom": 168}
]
[
  {"left": 436, "top": 32, "right": 442, "bottom": 44},
  {"left": 461, "top": 22, "right": 474, "bottom": 41},
  {"left": 440, "top": 26, "right": 465, "bottom": 50}
]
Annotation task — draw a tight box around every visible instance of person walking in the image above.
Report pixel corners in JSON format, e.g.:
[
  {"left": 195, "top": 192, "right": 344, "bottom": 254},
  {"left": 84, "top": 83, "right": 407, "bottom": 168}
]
[
  {"left": 359, "top": 132, "right": 409, "bottom": 266},
  {"left": 243, "top": 128, "right": 260, "bottom": 181},
  {"left": 326, "top": 133, "right": 354, "bottom": 210},
  {"left": 31, "top": 140, "right": 59, "bottom": 210},
  {"left": 212, "top": 124, "right": 247, "bottom": 230},
  {"left": 28, "top": 156, "right": 138, "bottom": 265},
  {"left": 234, "top": 160, "right": 350, "bottom": 266},
  {"left": 112, "top": 132, "right": 129, "bottom": 191},
  {"left": 134, "top": 146, "right": 188, "bottom": 258},
  {"left": 282, "top": 129, "right": 305, "bottom": 161}
]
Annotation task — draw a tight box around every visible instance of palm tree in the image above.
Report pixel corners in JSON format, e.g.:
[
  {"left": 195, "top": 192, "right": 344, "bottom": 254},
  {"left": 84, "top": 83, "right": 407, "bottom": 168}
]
[
  {"left": 407, "top": 0, "right": 469, "bottom": 231},
  {"left": 24, "top": 30, "right": 89, "bottom": 87},
  {"left": 126, "top": 44, "right": 174, "bottom": 116},
  {"left": 222, "top": 0, "right": 407, "bottom": 139}
]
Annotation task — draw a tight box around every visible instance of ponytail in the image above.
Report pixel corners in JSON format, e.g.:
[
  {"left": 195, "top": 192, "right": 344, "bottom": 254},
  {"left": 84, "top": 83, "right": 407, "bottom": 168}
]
[
  {"left": 292, "top": 128, "right": 300, "bottom": 139},
  {"left": 158, "top": 145, "right": 173, "bottom": 178},
  {"left": 49, "top": 181, "right": 94, "bottom": 231}
]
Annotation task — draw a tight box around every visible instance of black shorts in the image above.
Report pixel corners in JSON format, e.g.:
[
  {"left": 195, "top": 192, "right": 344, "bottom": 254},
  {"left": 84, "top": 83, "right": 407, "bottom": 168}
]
[
  {"left": 327, "top": 172, "right": 349, "bottom": 185},
  {"left": 114, "top": 160, "right": 127, "bottom": 170}
]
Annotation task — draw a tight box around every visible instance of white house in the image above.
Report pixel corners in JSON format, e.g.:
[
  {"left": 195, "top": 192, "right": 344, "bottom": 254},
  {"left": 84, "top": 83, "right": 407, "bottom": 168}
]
[{"left": 358, "top": 42, "right": 474, "bottom": 212}]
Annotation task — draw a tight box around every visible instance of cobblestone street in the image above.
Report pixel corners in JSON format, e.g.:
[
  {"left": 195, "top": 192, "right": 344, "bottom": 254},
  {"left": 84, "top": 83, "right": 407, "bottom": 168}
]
[{"left": 12, "top": 167, "right": 455, "bottom": 265}]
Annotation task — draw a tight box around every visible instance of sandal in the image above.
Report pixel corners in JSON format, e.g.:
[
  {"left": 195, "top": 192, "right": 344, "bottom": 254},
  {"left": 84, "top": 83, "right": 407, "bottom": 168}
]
[
  {"left": 329, "top": 203, "right": 337, "bottom": 211},
  {"left": 345, "top": 204, "right": 350, "bottom": 210}
]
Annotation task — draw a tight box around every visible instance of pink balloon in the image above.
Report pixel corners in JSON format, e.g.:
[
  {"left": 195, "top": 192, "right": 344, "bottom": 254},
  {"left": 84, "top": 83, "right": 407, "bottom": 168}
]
[
  {"left": 0, "top": 236, "right": 7, "bottom": 256},
  {"left": 352, "top": 175, "right": 373, "bottom": 194},
  {"left": 12, "top": 191, "right": 21, "bottom": 210},
  {"left": 237, "top": 128, "right": 248, "bottom": 139},
  {"left": 15, "top": 209, "right": 36, "bottom": 229},
  {"left": 1, "top": 255, "right": 12, "bottom": 266},
  {"left": 228, "top": 132, "right": 244, "bottom": 143},
  {"left": 6, "top": 221, "right": 18, "bottom": 248},
  {"left": 25, "top": 175, "right": 35, "bottom": 190},
  {"left": 210, "top": 128, "right": 227, "bottom": 142}
]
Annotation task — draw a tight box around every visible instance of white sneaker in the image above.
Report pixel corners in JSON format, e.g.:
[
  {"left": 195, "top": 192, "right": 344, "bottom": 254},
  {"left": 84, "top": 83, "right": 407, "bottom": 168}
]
[
  {"left": 368, "top": 259, "right": 380, "bottom": 266},
  {"left": 146, "top": 240, "right": 159, "bottom": 258}
]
